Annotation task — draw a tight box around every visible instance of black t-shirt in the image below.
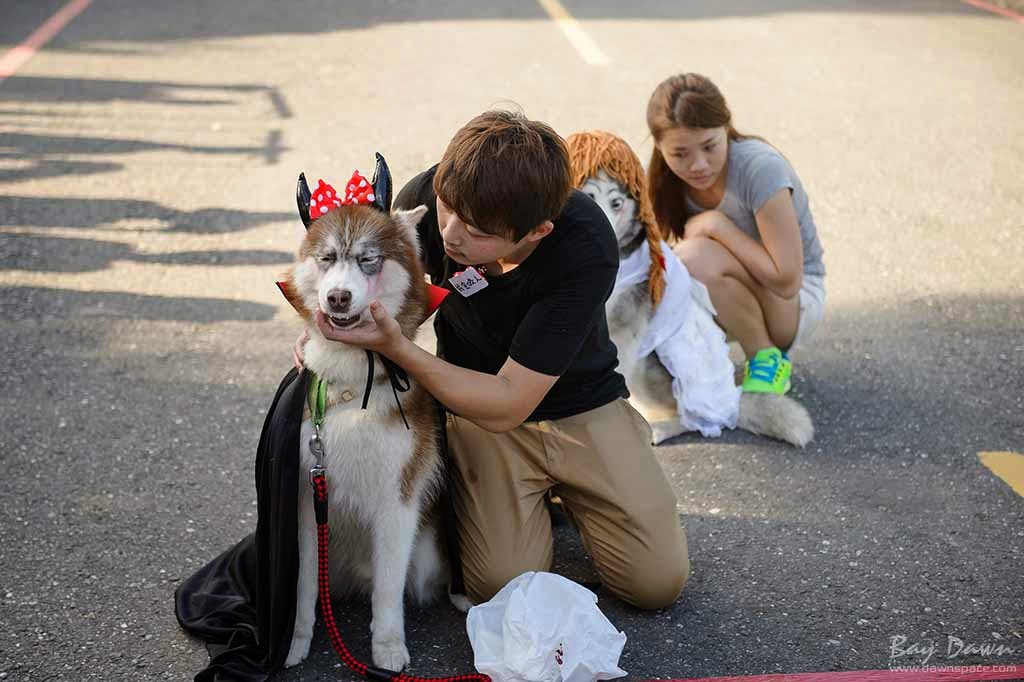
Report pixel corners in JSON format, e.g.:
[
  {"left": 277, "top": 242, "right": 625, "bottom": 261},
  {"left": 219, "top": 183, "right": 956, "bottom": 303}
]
[{"left": 394, "top": 166, "right": 628, "bottom": 421}]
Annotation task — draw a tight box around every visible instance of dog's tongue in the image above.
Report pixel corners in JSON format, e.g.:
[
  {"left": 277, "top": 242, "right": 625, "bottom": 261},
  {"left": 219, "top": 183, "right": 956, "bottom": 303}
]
[{"left": 426, "top": 284, "right": 450, "bottom": 316}]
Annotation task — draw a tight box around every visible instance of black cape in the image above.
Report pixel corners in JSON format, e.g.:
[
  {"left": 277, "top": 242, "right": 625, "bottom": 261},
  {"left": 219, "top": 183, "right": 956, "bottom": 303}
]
[
  {"left": 174, "top": 367, "right": 308, "bottom": 682},
  {"left": 174, "top": 365, "right": 465, "bottom": 681}
]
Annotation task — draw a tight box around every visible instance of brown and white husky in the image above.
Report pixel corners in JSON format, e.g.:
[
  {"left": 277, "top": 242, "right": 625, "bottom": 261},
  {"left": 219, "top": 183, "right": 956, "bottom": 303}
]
[{"left": 278, "top": 154, "right": 468, "bottom": 672}]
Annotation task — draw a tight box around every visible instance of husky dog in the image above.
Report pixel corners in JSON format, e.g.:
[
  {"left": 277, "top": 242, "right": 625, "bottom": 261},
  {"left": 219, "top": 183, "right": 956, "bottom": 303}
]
[
  {"left": 568, "top": 132, "right": 813, "bottom": 447},
  {"left": 278, "top": 155, "right": 468, "bottom": 672}
]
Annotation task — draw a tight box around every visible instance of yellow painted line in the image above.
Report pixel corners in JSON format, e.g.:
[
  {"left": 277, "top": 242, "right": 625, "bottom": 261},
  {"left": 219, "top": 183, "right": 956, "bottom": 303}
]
[
  {"left": 979, "top": 451, "right": 1024, "bottom": 497},
  {"left": 535, "top": 0, "right": 609, "bottom": 66}
]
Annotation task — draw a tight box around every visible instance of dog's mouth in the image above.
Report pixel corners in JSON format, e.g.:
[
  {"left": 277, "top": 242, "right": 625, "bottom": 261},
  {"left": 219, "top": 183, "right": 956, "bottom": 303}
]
[{"left": 327, "top": 312, "right": 363, "bottom": 330}]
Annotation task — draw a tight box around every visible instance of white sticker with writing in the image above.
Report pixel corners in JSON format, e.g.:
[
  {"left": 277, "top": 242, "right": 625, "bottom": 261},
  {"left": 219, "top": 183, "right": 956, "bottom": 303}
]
[{"left": 448, "top": 266, "right": 489, "bottom": 297}]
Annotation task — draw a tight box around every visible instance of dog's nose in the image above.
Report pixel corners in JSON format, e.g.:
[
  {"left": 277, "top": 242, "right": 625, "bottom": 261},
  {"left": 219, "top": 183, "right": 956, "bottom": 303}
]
[{"left": 327, "top": 289, "right": 352, "bottom": 311}]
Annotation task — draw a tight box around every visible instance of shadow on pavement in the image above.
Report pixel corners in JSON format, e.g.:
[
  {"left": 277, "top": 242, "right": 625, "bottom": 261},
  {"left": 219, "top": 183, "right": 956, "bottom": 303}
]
[
  {"left": 0, "top": 233, "right": 291, "bottom": 273},
  {"left": 0, "top": 129, "right": 286, "bottom": 183},
  {"left": 0, "top": 195, "right": 293, "bottom": 234},
  {"left": 0, "top": 286, "right": 278, "bottom": 322},
  {"left": 0, "top": 76, "right": 288, "bottom": 112}
]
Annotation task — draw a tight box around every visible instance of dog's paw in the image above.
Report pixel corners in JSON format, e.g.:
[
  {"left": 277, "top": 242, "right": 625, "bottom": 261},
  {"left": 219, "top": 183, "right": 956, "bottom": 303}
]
[
  {"left": 284, "top": 634, "right": 311, "bottom": 668},
  {"left": 449, "top": 592, "right": 474, "bottom": 613},
  {"left": 372, "top": 635, "right": 410, "bottom": 671}
]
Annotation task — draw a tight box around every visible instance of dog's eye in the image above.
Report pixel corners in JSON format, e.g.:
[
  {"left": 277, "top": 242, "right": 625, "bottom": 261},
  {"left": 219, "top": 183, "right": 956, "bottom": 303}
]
[
  {"left": 358, "top": 256, "right": 384, "bottom": 274},
  {"left": 610, "top": 198, "right": 624, "bottom": 210},
  {"left": 318, "top": 253, "right": 336, "bottom": 263}
]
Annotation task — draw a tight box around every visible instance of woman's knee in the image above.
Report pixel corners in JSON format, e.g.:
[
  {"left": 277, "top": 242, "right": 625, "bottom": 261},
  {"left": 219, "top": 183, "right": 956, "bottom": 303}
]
[
  {"left": 684, "top": 210, "right": 735, "bottom": 238},
  {"left": 673, "top": 234, "right": 738, "bottom": 283}
]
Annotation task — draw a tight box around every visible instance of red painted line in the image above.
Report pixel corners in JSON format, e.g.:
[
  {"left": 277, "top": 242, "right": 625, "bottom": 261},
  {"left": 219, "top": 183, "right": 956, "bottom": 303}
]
[
  {"left": 648, "top": 664, "right": 1024, "bottom": 682},
  {"left": 0, "top": 0, "right": 93, "bottom": 80},
  {"left": 961, "top": 0, "right": 1024, "bottom": 23}
]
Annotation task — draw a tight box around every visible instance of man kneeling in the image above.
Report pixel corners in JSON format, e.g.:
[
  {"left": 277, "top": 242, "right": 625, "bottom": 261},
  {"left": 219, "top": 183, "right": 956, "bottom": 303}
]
[{"left": 304, "top": 110, "right": 689, "bottom": 609}]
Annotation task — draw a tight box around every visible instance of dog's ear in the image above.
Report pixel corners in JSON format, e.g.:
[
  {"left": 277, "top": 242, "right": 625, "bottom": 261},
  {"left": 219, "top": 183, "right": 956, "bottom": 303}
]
[
  {"left": 393, "top": 205, "right": 428, "bottom": 250},
  {"left": 371, "top": 152, "right": 392, "bottom": 214},
  {"left": 276, "top": 275, "right": 312, "bottom": 320},
  {"left": 296, "top": 173, "right": 312, "bottom": 229}
]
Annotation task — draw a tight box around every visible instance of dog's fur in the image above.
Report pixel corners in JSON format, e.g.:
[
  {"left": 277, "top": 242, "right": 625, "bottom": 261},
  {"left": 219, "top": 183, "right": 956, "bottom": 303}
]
[
  {"left": 581, "top": 168, "right": 814, "bottom": 447},
  {"left": 280, "top": 202, "right": 469, "bottom": 672}
]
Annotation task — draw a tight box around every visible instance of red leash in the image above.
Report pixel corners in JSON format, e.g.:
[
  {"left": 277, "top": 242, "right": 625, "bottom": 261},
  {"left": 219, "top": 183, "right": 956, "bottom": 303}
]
[{"left": 311, "top": 472, "right": 491, "bottom": 682}]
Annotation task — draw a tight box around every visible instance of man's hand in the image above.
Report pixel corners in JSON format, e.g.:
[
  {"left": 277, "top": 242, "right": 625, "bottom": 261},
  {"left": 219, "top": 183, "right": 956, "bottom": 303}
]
[{"left": 314, "top": 301, "right": 404, "bottom": 357}]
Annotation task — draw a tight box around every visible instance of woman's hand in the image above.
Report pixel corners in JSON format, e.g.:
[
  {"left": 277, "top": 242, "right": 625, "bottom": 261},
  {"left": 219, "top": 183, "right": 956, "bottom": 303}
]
[
  {"left": 292, "top": 329, "right": 309, "bottom": 372},
  {"left": 314, "top": 301, "right": 404, "bottom": 357}
]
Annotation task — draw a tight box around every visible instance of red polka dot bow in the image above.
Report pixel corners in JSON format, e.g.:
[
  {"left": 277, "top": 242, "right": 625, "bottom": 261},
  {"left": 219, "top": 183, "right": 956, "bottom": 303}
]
[{"left": 308, "top": 171, "right": 376, "bottom": 219}]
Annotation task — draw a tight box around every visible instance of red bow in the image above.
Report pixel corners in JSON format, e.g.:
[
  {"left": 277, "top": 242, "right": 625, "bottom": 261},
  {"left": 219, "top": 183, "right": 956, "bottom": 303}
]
[{"left": 309, "top": 171, "right": 376, "bottom": 220}]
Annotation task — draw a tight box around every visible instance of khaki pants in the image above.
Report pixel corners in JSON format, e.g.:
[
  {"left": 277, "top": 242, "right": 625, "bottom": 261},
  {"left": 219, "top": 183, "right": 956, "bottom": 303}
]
[{"left": 447, "top": 398, "right": 689, "bottom": 609}]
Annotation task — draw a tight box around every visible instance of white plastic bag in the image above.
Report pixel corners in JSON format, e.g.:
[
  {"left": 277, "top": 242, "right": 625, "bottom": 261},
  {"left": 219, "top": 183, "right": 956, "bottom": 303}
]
[{"left": 466, "top": 572, "right": 628, "bottom": 682}]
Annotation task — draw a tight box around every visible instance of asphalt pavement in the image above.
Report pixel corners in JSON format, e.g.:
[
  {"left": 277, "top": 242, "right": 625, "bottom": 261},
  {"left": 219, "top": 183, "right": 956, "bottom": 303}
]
[{"left": 1, "top": 1, "right": 1022, "bottom": 681}]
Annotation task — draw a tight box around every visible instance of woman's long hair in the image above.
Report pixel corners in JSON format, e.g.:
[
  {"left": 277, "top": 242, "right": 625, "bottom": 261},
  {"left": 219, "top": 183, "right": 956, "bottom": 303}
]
[{"left": 646, "top": 73, "right": 750, "bottom": 241}]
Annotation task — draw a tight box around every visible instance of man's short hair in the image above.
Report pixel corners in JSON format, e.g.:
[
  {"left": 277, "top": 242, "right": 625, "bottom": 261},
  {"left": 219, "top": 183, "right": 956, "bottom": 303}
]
[{"left": 433, "top": 110, "right": 572, "bottom": 242}]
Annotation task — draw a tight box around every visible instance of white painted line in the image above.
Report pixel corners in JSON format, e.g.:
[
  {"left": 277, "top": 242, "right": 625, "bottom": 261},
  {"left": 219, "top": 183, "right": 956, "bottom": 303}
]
[
  {"left": 0, "top": 0, "right": 94, "bottom": 81},
  {"left": 535, "top": 0, "right": 609, "bottom": 66}
]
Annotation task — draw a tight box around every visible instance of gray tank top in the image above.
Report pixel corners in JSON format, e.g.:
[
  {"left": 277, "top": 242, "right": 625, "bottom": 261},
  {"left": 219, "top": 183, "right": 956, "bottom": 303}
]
[{"left": 685, "top": 138, "right": 825, "bottom": 277}]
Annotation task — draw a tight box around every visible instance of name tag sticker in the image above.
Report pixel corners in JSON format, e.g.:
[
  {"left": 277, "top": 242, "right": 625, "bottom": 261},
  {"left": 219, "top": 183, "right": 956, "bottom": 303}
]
[{"left": 449, "top": 266, "right": 489, "bottom": 297}]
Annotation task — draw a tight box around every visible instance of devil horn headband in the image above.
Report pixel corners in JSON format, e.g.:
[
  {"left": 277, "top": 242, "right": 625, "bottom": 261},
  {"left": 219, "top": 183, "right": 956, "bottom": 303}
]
[{"left": 295, "top": 153, "right": 393, "bottom": 229}]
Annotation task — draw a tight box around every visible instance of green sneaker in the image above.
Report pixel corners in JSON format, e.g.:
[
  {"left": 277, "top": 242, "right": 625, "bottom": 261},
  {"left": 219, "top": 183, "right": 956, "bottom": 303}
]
[{"left": 742, "top": 347, "right": 792, "bottom": 394}]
